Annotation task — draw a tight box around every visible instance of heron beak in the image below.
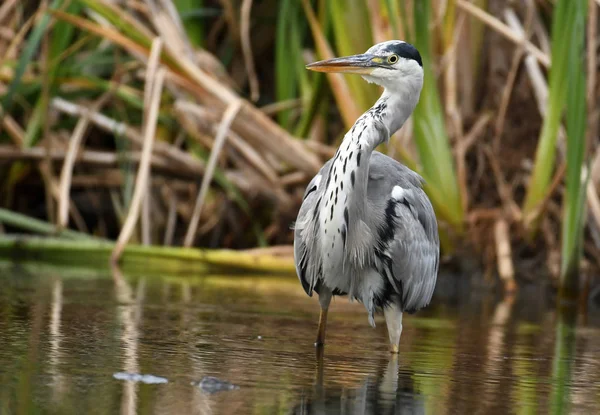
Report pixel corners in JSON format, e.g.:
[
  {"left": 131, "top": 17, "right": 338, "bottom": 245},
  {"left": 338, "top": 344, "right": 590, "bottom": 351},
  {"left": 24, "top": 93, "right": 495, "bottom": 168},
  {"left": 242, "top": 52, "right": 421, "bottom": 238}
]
[{"left": 306, "top": 54, "right": 380, "bottom": 74}]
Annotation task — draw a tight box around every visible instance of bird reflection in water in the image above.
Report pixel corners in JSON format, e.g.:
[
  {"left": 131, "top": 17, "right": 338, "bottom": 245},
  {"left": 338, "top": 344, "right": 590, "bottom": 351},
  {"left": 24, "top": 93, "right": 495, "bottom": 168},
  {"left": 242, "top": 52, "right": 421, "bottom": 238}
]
[{"left": 289, "top": 349, "right": 425, "bottom": 415}]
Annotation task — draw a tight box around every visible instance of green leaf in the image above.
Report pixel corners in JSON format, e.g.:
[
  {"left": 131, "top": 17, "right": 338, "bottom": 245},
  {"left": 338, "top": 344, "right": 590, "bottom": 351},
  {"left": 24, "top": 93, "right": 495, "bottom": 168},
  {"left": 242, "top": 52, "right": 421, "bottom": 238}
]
[
  {"left": 275, "top": 0, "right": 300, "bottom": 130},
  {"left": 560, "top": 0, "right": 588, "bottom": 292},
  {"left": 1, "top": 0, "right": 62, "bottom": 117},
  {"left": 410, "top": 0, "right": 464, "bottom": 231},
  {"left": 22, "top": 0, "right": 82, "bottom": 147},
  {"left": 523, "top": 0, "right": 582, "bottom": 235},
  {"left": 329, "top": 0, "right": 379, "bottom": 110},
  {"left": 174, "top": 0, "right": 204, "bottom": 47}
]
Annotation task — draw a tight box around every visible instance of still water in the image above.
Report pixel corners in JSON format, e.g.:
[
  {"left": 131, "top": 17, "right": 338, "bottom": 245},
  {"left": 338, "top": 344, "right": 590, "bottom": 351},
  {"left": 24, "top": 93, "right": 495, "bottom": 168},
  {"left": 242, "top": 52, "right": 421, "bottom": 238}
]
[{"left": 0, "top": 262, "right": 599, "bottom": 415}]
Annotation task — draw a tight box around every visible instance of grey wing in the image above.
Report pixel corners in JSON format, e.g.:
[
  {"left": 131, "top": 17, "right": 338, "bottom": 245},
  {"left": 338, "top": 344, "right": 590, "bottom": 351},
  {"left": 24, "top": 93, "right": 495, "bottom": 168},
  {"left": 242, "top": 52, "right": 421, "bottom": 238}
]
[
  {"left": 368, "top": 152, "right": 440, "bottom": 313},
  {"left": 293, "top": 159, "right": 333, "bottom": 296}
]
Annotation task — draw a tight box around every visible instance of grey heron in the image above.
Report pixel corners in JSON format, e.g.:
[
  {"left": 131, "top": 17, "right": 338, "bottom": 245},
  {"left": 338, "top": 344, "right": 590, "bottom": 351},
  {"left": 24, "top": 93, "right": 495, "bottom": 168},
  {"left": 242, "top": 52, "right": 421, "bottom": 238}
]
[{"left": 293, "top": 40, "right": 440, "bottom": 353}]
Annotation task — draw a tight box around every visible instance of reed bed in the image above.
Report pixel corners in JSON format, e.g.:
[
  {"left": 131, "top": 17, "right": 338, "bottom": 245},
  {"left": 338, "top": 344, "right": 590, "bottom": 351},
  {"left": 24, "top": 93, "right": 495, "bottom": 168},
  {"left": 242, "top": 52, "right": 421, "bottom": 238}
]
[{"left": 0, "top": 0, "right": 599, "bottom": 298}]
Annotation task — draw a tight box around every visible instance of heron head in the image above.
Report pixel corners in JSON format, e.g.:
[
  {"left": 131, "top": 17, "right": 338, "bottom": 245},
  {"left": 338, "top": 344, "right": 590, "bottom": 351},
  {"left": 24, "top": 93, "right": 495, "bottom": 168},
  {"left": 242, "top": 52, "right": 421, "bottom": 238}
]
[{"left": 306, "top": 40, "right": 423, "bottom": 93}]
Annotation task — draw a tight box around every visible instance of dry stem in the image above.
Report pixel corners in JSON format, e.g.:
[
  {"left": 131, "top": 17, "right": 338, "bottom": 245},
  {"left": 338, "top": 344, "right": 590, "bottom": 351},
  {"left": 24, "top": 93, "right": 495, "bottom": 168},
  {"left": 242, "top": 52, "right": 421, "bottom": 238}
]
[
  {"left": 456, "top": 0, "right": 550, "bottom": 67},
  {"left": 112, "top": 38, "right": 165, "bottom": 263},
  {"left": 58, "top": 93, "right": 111, "bottom": 229},
  {"left": 184, "top": 100, "right": 242, "bottom": 247},
  {"left": 494, "top": 218, "right": 516, "bottom": 294},
  {"left": 493, "top": 3, "right": 535, "bottom": 152},
  {"left": 240, "top": 0, "right": 259, "bottom": 101}
]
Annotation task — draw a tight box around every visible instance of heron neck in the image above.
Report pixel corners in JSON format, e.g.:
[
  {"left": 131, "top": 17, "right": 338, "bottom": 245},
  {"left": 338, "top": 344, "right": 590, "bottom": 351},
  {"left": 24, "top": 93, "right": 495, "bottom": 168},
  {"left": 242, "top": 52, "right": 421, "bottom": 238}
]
[
  {"left": 318, "top": 83, "right": 420, "bottom": 271},
  {"left": 335, "top": 87, "right": 418, "bottom": 234},
  {"left": 376, "top": 86, "right": 420, "bottom": 142}
]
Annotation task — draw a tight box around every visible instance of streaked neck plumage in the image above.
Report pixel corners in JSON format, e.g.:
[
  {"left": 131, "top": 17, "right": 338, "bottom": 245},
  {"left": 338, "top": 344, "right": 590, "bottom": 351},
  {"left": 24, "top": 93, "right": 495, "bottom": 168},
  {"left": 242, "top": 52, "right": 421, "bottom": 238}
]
[
  {"left": 342, "top": 84, "right": 421, "bottom": 211},
  {"left": 320, "top": 83, "right": 420, "bottom": 277}
]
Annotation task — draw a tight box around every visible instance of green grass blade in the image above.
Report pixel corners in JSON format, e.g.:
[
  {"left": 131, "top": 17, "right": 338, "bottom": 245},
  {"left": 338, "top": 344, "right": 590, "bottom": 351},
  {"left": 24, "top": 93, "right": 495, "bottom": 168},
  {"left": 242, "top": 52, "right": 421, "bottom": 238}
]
[
  {"left": 23, "top": 0, "right": 82, "bottom": 147},
  {"left": 74, "top": 0, "right": 154, "bottom": 47},
  {"left": 0, "top": 208, "right": 98, "bottom": 240},
  {"left": 0, "top": 0, "right": 61, "bottom": 117},
  {"left": 301, "top": 0, "right": 363, "bottom": 130},
  {"left": 522, "top": 0, "right": 573, "bottom": 231},
  {"left": 275, "top": 0, "right": 300, "bottom": 131},
  {"left": 328, "top": 0, "right": 379, "bottom": 111},
  {"left": 0, "top": 236, "right": 294, "bottom": 274},
  {"left": 410, "top": 0, "right": 464, "bottom": 231},
  {"left": 560, "top": 0, "right": 588, "bottom": 294},
  {"left": 293, "top": 72, "right": 327, "bottom": 137},
  {"left": 293, "top": 0, "right": 333, "bottom": 138},
  {"left": 48, "top": 1, "right": 82, "bottom": 81},
  {"left": 23, "top": 102, "right": 45, "bottom": 147},
  {"left": 174, "top": 0, "right": 204, "bottom": 47}
]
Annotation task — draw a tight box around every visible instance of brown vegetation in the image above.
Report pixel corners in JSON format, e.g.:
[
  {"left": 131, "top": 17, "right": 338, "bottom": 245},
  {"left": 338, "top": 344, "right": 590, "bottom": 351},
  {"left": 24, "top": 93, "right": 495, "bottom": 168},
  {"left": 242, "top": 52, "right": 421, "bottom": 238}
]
[{"left": 0, "top": 1, "right": 599, "bottom": 293}]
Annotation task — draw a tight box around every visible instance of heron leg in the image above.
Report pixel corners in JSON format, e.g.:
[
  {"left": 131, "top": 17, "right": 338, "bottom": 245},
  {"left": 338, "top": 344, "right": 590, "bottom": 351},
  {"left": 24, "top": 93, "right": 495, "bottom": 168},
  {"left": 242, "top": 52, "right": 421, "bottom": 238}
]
[
  {"left": 315, "top": 288, "right": 332, "bottom": 347},
  {"left": 384, "top": 303, "right": 403, "bottom": 353}
]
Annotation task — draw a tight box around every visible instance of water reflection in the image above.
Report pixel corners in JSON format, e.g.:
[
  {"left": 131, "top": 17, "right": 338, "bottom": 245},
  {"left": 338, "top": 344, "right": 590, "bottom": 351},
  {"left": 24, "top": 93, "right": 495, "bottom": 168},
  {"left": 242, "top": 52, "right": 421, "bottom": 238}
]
[
  {"left": 550, "top": 308, "right": 577, "bottom": 415},
  {"left": 48, "top": 278, "right": 65, "bottom": 405},
  {"left": 113, "top": 265, "right": 144, "bottom": 415},
  {"left": 292, "top": 352, "right": 424, "bottom": 415},
  {"left": 0, "top": 262, "right": 598, "bottom": 415}
]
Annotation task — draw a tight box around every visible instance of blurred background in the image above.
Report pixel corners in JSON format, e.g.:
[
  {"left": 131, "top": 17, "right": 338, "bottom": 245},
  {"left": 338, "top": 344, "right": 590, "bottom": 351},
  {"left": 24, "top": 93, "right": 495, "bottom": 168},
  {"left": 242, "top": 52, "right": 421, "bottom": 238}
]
[
  {"left": 0, "top": 0, "right": 599, "bottom": 301},
  {"left": 1, "top": 2, "right": 600, "bottom": 414}
]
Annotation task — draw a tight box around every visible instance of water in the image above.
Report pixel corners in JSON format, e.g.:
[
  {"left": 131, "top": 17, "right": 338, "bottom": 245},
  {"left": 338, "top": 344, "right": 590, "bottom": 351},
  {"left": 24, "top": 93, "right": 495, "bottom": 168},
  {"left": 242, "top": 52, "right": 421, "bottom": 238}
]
[{"left": 0, "top": 262, "right": 599, "bottom": 415}]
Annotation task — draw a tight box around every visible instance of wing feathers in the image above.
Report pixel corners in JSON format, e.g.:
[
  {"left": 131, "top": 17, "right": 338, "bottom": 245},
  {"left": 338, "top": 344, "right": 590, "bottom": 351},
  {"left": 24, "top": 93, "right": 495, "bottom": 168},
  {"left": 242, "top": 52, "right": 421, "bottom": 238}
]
[
  {"left": 293, "top": 161, "right": 332, "bottom": 297},
  {"left": 383, "top": 185, "right": 439, "bottom": 312}
]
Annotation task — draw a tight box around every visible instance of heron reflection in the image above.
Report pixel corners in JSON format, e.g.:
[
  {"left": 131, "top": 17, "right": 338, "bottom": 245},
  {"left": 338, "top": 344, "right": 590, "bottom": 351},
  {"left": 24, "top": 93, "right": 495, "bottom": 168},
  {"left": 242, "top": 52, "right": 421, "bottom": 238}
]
[{"left": 289, "top": 351, "right": 425, "bottom": 415}]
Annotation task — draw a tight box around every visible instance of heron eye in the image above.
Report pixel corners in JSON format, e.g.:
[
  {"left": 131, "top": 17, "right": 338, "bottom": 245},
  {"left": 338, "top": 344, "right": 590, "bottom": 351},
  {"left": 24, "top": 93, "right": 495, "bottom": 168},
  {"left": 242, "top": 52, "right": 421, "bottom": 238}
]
[{"left": 388, "top": 54, "right": 399, "bottom": 64}]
